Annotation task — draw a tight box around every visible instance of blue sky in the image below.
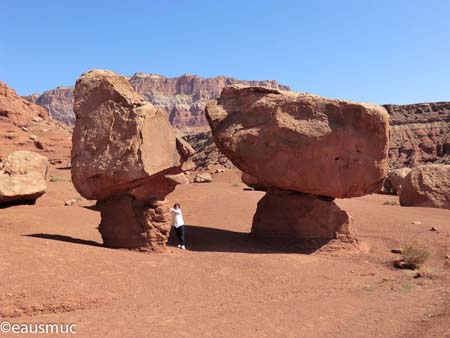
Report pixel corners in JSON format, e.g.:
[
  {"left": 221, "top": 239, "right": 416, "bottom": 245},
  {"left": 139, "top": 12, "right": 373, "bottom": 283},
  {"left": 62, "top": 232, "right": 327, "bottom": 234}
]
[{"left": 1, "top": 0, "right": 449, "bottom": 104}]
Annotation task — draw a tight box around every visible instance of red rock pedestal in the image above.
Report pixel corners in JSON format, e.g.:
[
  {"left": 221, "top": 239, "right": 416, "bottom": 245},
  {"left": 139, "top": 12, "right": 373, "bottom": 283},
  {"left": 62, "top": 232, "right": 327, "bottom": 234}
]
[
  {"left": 251, "top": 188, "right": 357, "bottom": 244},
  {"left": 98, "top": 195, "right": 172, "bottom": 252}
]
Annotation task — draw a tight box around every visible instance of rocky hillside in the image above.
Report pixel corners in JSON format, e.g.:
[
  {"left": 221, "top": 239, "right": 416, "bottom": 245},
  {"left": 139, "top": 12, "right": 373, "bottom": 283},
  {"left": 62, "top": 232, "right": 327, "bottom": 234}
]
[
  {"left": 0, "top": 81, "right": 72, "bottom": 164},
  {"left": 383, "top": 102, "right": 450, "bottom": 168},
  {"left": 23, "top": 73, "right": 290, "bottom": 132},
  {"left": 24, "top": 86, "right": 74, "bottom": 126}
]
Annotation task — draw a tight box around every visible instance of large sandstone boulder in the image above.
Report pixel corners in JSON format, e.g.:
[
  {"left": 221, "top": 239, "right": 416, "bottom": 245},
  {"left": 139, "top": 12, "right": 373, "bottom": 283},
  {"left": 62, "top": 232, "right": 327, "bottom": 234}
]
[
  {"left": 71, "top": 69, "right": 193, "bottom": 251},
  {"left": 382, "top": 167, "right": 412, "bottom": 195},
  {"left": 206, "top": 86, "right": 390, "bottom": 245},
  {"left": 206, "top": 86, "right": 390, "bottom": 198},
  {"left": 0, "top": 151, "right": 48, "bottom": 205},
  {"left": 399, "top": 165, "right": 450, "bottom": 209}
]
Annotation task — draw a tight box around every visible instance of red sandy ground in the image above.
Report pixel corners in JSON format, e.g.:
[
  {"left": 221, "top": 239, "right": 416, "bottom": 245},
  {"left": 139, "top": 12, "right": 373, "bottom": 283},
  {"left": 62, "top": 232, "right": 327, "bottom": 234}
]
[{"left": 1, "top": 167, "right": 450, "bottom": 338}]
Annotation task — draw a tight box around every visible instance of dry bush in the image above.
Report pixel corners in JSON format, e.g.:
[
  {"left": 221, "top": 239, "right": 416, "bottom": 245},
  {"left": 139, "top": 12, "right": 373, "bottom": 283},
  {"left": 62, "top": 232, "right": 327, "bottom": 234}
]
[{"left": 399, "top": 240, "right": 431, "bottom": 269}]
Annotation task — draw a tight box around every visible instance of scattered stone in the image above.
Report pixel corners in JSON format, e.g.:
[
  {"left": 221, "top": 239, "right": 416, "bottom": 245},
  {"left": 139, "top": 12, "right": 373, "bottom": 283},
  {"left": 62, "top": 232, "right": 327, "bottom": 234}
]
[
  {"left": 21, "top": 126, "right": 28, "bottom": 132},
  {"left": 215, "top": 168, "right": 225, "bottom": 173},
  {"left": 194, "top": 173, "right": 213, "bottom": 183},
  {"left": 165, "top": 173, "right": 189, "bottom": 185},
  {"left": 32, "top": 116, "right": 43, "bottom": 122},
  {"left": 394, "top": 260, "right": 417, "bottom": 270},
  {"left": 445, "top": 254, "right": 450, "bottom": 259},
  {"left": 391, "top": 248, "right": 403, "bottom": 254},
  {"left": 399, "top": 165, "right": 450, "bottom": 209},
  {"left": 64, "top": 199, "right": 77, "bottom": 206},
  {"left": 411, "top": 221, "right": 422, "bottom": 225},
  {"left": 382, "top": 168, "right": 411, "bottom": 195},
  {"left": 0, "top": 151, "right": 48, "bottom": 205},
  {"left": 430, "top": 226, "right": 438, "bottom": 231},
  {"left": 29, "top": 135, "right": 38, "bottom": 141}
]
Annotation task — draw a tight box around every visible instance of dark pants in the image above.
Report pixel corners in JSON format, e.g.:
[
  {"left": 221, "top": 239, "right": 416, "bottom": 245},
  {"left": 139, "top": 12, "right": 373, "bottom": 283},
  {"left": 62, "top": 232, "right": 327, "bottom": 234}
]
[{"left": 175, "top": 226, "right": 185, "bottom": 246}]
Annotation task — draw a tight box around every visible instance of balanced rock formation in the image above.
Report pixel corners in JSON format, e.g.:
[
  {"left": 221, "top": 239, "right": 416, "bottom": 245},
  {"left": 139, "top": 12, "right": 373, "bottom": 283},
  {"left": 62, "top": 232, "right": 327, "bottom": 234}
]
[
  {"left": 399, "top": 165, "right": 450, "bottom": 209},
  {"left": 206, "top": 86, "right": 390, "bottom": 243},
  {"left": 71, "top": 69, "right": 193, "bottom": 251},
  {"left": 0, "top": 151, "right": 48, "bottom": 205}
]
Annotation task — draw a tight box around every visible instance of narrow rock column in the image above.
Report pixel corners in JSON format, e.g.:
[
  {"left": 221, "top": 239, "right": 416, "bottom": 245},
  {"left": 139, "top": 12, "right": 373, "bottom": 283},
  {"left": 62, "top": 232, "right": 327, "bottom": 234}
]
[
  {"left": 98, "top": 195, "right": 172, "bottom": 252},
  {"left": 251, "top": 188, "right": 357, "bottom": 243}
]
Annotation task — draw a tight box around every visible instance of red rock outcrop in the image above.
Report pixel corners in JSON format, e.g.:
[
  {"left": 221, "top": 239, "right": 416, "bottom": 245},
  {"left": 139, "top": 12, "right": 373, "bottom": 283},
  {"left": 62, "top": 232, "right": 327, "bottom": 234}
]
[
  {"left": 383, "top": 102, "right": 450, "bottom": 169},
  {"left": 71, "top": 69, "right": 193, "bottom": 252},
  {"left": 0, "top": 151, "right": 49, "bottom": 205},
  {"left": 24, "top": 87, "right": 75, "bottom": 126},
  {"left": 206, "top": 86, "right": 390, "bottom": 198},
  {"left": 399, "top": 164, "right": 450, "bottom": 209},
  {"left": 0, "top": 81, "right": 72, "bottom": 164},
  {"left": 206, "top": 86, "right": 390, "bottom": 244}
]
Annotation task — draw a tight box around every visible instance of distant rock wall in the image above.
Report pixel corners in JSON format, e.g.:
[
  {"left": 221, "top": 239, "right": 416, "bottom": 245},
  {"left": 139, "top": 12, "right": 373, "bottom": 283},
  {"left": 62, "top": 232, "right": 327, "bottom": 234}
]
[
  {"left": 24, "top": 87, "right": 74, "bottom": 126},
  {"left": 383, "top": 102, "right": 450, "bottom": 169},
  {"left": 23, "top": 73, "right": 290, "bottom": 132}
]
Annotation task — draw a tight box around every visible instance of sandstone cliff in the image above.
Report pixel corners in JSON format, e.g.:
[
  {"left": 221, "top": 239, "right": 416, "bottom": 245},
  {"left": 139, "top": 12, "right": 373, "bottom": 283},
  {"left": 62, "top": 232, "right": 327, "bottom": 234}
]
[
  {"left": 24, "top": 87, "right": 74, "bottom": 126},
  {"left": 383, "top": 102, "right": 450, "bottom": 168},
  {"left": 0, "top": 81, "right": 71, "bottom": 163}
]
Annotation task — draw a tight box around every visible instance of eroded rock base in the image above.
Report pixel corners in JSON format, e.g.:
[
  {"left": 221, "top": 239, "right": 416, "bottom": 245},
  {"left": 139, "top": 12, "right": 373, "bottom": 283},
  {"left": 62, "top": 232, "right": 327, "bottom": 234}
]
[
  {"left": 98, "top": 195, "right": 171, "bottom": 252},
  {"left": 251, "top": 188, "right": 357, "bottom": 245}
]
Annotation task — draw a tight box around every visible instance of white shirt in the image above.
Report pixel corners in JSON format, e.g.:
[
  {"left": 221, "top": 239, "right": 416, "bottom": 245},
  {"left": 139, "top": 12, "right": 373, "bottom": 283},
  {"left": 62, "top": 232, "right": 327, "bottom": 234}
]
[{"left": 170, "top": 208, "right": 184, "bottom": 228}]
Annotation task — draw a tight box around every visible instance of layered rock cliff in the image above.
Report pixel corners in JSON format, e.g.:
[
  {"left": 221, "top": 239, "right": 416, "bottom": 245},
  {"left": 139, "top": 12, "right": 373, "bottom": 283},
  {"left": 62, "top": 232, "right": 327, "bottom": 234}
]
[
  {"left": 0, "top": 81, "right": 72, "bottom": 163},
  {"left": 24, "top": 87, "right": 74, "bottom": 126},
  {"left": 24, "top": 73, "right": 290, "bottom": 132},
  {"left": 383, "top": 102, "right": 450, "bottom": 169}
]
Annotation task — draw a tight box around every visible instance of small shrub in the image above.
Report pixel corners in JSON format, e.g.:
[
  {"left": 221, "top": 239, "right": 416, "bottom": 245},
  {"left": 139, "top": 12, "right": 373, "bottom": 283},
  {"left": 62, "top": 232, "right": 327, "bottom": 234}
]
[
  {"left": 383, "top": 200, "right": 398, "bottom": 206},
  {"left": 49, "top": 176, "right": 71, "bottom": 183},
  {"left": 397, "top": 240, "right": 431, "bottom": 269},
  {"left": 232, "top": 182, "right": 242, "bottom": 188}
]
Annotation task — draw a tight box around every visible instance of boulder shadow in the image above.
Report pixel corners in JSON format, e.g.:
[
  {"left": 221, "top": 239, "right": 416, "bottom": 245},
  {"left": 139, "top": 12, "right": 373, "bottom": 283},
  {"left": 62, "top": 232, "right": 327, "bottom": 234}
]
[
  {"left": 24, "top": 233, "right": 102, "bottom": 247},
  {"left": 169, "top": 225, "right": 330, "bottom": 254}
]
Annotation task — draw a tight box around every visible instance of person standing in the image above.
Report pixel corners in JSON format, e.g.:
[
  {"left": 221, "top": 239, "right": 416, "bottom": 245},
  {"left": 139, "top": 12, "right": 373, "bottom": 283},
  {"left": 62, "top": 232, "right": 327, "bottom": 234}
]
[{"left": 170, "top": 203, "right": 186, "bottom": 250}]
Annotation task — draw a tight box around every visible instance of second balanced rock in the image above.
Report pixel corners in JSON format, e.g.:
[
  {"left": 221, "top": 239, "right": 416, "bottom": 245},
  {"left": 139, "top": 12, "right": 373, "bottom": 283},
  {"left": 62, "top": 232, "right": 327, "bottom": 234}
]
[{"left": 206, "top": 86, "right": 389, "bottom": 243}]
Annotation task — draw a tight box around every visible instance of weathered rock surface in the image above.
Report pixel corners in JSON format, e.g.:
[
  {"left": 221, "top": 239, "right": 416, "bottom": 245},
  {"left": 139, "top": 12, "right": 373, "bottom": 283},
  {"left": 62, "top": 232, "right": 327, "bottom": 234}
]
[
  {"left": 0, "top": 151, "right": 48, "bottom": 205},
  {"left": 206, "top": 86, "right": 390, "bottom": 198},
  {"left": 0, "top": 81, "right": 72, "bottom": 164},
  {"left": 194, "top": 173, "right": 212, "bottom": 183},
  {"left": 252, "top": 188, "right": 356, "bottom": 242},
  {"left": 1, "top": 82, "right": 48, "bottom": 126},
  {"left": 382, "top": 167, "right": 412, "bottom": 195},
  {"left": 384, "top": 102, "right": 450, "bottom": 169},
  {"left": 241, "top": 172, "right": 268, "bottom": 191},
  {"left": 399, "top": 165, "right": 450, "bottom": 209},
  {"left": 206, "top": 86, "right": 390, "bottom": 245},
  {"left": 98, "top": 196, "right": 172, "bottom": 252},
  {"left": 71, "top": 69, "right": 192, "bottom": 251},
  {"left": 24, "top": 87, "right": 75, "bottom": 126}
]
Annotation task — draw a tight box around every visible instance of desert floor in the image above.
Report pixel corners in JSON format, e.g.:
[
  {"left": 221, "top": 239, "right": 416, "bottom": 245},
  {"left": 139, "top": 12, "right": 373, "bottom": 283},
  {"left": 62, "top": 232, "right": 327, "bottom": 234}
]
[{"left": 1, "top": 166, "right": 450, "bottom": 338}]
